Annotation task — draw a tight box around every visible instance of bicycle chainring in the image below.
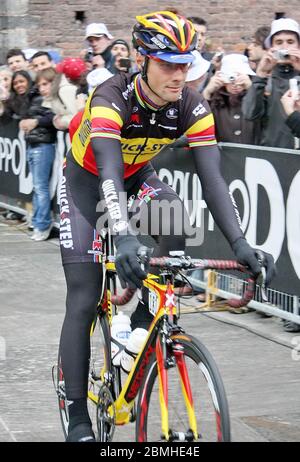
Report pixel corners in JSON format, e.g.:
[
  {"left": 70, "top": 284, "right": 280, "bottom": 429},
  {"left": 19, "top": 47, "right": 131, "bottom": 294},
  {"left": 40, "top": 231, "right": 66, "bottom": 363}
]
[{"left": 96, "top": 384, "right": 116, "bottom": 442}]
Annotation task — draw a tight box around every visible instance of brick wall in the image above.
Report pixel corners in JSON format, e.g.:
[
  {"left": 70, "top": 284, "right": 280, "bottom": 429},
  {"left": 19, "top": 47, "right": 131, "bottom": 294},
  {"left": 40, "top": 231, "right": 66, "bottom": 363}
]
[{"left": 5, "top": 0, "right": 300, "bottom": 58}]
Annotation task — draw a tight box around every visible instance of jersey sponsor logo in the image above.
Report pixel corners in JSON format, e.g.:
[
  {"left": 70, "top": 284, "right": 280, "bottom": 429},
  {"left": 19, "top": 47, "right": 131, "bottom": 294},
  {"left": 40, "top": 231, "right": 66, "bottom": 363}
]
[
  {"left": 121, "top": 141, "right": 166, "bottom": 153},
  {"left": 130, "top": 113, "right": 141, "bottom": 123},
  {"left": 78, "top": 119, "right": 91, "bottom": 147},
  {"left": 192, "top": 103, "right": 207, "bottom": 117},
  {"left": 166, "top": 108, "right": 178, "bottom": 119},
  {"left": 59, "top": 174, "right": 74, "bottom": 249},
  {"left": 127, "top": 124, "right": 143, "bottom": 129},
  {"left": 157, "top": 124, "right": 177, "bottom": 131},
  {"left": 122, "top": 82, "right": 134, "bottom": 101},
  {"left": 137, "top": 182, "right": 162, "bottom": 205},
  {"left": 102, "top": 179, "right": 122, "bottom": 220},
  {"left": 87, "top": 236, "right": 103, "bottom": 256}
]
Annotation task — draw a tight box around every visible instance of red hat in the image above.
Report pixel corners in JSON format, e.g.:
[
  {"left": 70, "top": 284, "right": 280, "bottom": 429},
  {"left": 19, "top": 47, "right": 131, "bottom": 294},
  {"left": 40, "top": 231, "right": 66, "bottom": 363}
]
[{"left": 56, "top": 57, "right": 87, "bottom": 80}]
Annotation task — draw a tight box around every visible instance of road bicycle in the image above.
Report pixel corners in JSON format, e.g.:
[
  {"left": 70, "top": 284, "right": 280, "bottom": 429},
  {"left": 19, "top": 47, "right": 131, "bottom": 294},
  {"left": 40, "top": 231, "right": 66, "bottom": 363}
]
[{"left": 53, "top": 229, "right": 260, "bottom": 442}]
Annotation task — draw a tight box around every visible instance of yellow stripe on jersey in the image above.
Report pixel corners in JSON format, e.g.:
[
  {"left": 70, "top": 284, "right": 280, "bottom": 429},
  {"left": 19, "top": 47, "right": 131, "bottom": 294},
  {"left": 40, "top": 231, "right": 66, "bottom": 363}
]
[
  {"left": 91, "top": 106, "right": 123, "bottom": 127},
  {"left": 185, "top": 113, "right": 215, "bottom": 136}
]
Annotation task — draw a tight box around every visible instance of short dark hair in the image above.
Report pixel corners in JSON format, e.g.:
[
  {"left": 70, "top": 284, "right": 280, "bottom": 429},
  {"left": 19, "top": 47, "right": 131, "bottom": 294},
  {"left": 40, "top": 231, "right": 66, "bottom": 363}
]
[
  {"left": 6, "top": 48, "right": 27, "bottom": 62},
  {"left": 31, "top": 51, "right": 52, "bottom": 62},
  {"left": 187, "top": 16, "right": 207, "bottom": 27},
  {"left": 254, "top": 26, "right": 271, "bottom": 49}
]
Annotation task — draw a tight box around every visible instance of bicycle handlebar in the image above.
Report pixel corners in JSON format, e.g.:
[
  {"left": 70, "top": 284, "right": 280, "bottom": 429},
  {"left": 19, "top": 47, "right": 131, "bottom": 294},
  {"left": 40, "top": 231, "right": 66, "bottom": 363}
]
[{"left": 110, "top": 255, "right": 260, "bottom": 309}]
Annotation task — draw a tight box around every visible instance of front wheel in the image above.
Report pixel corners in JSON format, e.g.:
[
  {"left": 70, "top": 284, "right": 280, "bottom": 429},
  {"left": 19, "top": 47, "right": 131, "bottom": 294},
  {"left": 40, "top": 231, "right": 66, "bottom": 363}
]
[{"left": 136, "top": 334, "right": 230, "bottom": 442}]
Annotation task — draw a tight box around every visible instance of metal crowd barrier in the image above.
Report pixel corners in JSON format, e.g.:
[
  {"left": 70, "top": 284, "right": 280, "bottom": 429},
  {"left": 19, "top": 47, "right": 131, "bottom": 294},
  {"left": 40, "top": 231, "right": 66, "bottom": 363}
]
[{"left": 187, "top": 271, "right": 300, "bottom": 324}]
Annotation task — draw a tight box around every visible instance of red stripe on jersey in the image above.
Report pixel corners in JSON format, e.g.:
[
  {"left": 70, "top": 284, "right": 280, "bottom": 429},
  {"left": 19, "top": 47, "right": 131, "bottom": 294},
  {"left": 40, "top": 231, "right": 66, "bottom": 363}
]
[
  {"left": 91, "top": 116, "right": 121, "bottom": 134},
  {"left": 189, "top": 125, "right": 215, "bottom": 138}
]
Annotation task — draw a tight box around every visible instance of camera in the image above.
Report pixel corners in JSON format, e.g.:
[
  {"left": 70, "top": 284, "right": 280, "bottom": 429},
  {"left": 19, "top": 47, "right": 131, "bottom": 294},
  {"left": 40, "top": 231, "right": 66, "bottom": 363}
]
[
  {"left": 272, "top": 49, "right": 290, "bottom": 60},
  {"left": 84, "top": 50, "right": 94, "bottom": 63},
  {"left": 223, "top": 73, "right": 237, "bottom": 83},
  {"left": 289, "top": 78, "right": 300, "bottom": 100},
  {"left": 118, "top": 58, "right": 132, "bottom": 71}
]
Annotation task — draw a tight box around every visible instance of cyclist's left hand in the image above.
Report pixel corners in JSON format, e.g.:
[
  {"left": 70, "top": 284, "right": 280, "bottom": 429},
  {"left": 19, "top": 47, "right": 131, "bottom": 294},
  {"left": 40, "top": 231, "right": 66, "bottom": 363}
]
[{"left": 232, "top": 237, "right": 277, "bottom": 285}]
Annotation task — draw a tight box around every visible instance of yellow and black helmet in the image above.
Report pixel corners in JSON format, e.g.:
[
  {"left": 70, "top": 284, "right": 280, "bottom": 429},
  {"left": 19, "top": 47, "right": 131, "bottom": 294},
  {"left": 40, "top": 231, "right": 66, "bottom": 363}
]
[{"left": 132, "top": 11, "right": 197, "bottom": 63}]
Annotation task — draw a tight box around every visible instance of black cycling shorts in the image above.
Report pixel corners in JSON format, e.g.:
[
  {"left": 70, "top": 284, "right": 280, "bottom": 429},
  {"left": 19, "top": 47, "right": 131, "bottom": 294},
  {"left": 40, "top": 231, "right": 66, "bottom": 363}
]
[{"left": 59, "top": 152, "right": 189, "bottom": 265}]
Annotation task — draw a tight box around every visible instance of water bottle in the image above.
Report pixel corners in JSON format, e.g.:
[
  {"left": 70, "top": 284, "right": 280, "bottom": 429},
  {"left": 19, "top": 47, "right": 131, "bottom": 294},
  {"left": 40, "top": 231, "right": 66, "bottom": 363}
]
[
  {"left": 120, "top": 328, "right": 148, "bottom": 373},
  {"left": 111, "top": 311, "right": 132, "bottom": 366}
]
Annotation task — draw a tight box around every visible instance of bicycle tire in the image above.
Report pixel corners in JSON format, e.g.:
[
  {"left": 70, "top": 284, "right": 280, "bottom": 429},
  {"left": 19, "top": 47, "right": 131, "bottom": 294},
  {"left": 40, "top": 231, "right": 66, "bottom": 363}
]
[{"left": 136, "top": 334, "right": 231, "bottom": 442}]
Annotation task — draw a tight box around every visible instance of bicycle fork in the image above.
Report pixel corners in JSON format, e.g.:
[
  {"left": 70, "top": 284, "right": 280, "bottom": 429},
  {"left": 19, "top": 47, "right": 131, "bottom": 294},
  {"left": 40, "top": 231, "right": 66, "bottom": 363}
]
[{"left": 156, "top": 330, "right": 199, "bottom": 442}]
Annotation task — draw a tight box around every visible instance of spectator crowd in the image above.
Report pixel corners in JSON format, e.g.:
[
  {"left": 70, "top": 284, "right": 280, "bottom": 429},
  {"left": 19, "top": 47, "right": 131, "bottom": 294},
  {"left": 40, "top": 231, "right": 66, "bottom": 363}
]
[{"left": 1, "top": 11, "right": 300, "bottom": 331}]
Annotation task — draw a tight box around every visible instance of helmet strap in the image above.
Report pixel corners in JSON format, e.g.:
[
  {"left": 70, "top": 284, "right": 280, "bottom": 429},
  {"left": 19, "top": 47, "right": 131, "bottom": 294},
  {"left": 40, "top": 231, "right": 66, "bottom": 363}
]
[{"left": 141, "top": 55, "right": 149, "bottom": 84}]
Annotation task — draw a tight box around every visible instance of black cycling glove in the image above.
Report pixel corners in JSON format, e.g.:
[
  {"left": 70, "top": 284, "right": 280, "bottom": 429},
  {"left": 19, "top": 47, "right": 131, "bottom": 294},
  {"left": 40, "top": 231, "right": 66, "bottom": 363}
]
[
  {"left": 232, "top": 237, "right": 276, "bottom": 286},
  {"left": 115, "top": 235, "right": 147, "bottom": 289}
]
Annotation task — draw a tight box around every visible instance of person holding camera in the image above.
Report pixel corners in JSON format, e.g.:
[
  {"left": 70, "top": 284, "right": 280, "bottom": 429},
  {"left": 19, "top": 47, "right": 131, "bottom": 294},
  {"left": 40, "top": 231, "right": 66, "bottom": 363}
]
[
  {"left": 110, "top": 38, "right": 133, "bottom": 73},
  {"left": 281, "top": 86, "right": 300, "bottom": 138},
  {"left": 242, "top": 17, "right": 300, "bottom": 148},
  {"left": 84, "top": 23, "right": 115, "bottom": 74},
  {"left": 202, "top": 54, "right": 261, "bottom": 144}
]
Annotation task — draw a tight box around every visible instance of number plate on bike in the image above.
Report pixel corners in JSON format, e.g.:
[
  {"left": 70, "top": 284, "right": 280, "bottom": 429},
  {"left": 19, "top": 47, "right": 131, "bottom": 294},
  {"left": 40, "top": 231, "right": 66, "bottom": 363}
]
[{"left": 148, "top": 290, "right": 159, "bottom": 316}]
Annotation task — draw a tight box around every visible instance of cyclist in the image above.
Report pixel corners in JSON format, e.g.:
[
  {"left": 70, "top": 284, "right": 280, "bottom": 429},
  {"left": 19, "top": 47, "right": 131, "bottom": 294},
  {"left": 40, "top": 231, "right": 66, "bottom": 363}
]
[{"left": 59, "top": 11, "right": 276, "bottom": 442}]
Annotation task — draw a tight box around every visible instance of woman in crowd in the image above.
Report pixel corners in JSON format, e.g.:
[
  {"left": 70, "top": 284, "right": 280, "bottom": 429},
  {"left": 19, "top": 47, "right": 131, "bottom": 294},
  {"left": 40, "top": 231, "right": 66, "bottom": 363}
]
[
  {"left": 1, "top": 70, "right": 33, "bottom": 119},
  {"left": 203, "top": 53, "right": 261, "bottom": 144},
  {"left": 37, "top": 67, "right": 78, "bottom": 132},
  {"left": 18, "top": 71, "right": 57, "bottom": 241},
  {"left": 2, "top": 70, "right": 57, "bottom": 240}
]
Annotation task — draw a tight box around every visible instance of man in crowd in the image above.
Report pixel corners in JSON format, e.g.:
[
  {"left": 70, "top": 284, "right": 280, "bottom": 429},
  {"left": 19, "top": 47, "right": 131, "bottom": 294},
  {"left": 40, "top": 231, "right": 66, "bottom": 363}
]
[
  {"left": 247, "top": 26, "right": 271, "bottom": 71},
  {"left": 242, "top": 17, "right": 300, "bottom": 149},
  {"left": 84, "top": 22, "right": 115, "bottom": 73},
  {"left": 30, "top": 51, "right": 56, "bottom": 72},
  {"left": 6, "top": 49, "right": 28, "bottom": 72},
  {"left": 187, "top": 16, "right": 214, "bottom": 61}
]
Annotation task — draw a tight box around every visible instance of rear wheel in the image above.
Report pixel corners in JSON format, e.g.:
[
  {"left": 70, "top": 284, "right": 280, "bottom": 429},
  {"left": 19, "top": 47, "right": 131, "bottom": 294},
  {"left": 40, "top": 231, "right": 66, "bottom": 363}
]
[{"left": 136, "top": 334, "right": 230, "bottom": 442}]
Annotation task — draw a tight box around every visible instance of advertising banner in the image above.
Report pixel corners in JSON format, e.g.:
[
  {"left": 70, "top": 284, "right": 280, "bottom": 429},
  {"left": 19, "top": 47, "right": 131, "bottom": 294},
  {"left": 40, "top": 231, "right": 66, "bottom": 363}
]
[{"left": 152, "top": 144, "right": 300, "bottom": 296}]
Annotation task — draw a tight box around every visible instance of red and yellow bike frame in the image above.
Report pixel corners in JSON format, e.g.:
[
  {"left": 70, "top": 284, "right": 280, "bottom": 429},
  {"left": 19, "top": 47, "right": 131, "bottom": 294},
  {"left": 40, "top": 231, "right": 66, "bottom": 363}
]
[{"left": 89, "top": 262, "right": 199, "bottom": 440}]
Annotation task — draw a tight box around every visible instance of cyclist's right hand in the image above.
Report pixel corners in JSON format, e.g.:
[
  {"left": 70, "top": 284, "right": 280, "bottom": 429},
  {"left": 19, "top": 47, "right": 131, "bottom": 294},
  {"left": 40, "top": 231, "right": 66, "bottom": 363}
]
[{"left": 115, "top": 235, "right": 147, "bottom": 289}]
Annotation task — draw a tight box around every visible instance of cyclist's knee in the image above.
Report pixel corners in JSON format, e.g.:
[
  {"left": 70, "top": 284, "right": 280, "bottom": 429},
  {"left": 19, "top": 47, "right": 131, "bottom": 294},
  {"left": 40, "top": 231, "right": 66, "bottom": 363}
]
[{"left": 63, "top": 263, "right": 102, "bottom": 323}]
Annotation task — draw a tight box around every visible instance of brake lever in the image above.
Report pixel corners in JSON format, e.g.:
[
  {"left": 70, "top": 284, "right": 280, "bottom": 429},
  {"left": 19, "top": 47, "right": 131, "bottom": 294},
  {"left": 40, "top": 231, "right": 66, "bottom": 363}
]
[
  {"left": 137, "top": 246, "right": 153, "bottom": 269},
  {"left": 255, "top": 250, "right": 268, "bottom": 303}
]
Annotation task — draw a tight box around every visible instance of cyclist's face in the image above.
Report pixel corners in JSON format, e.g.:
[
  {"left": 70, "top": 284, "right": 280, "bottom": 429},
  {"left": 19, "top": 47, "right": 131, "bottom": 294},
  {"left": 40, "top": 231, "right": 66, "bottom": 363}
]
[{"left": 146, "top": 57, "right": 190, "bottom": 104}]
